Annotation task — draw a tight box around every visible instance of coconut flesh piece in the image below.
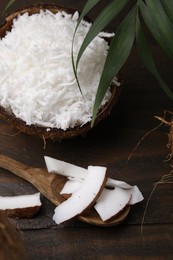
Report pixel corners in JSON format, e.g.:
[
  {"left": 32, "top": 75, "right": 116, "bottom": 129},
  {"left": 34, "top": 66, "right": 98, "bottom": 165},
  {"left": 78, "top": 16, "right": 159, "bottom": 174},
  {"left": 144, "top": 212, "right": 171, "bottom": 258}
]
[
  {"left": 94, "top": 187, "right": 131, "bottom": 221},
  {"left": 44, "top": 156, "right": 86, "bottom": 182},
  {"left": 45, "top": 156, "right": 131, "bottom": 185},
  {"left": 0, "top": 192, "right": 42, "bottom": 218},
  {"left": 53, "top": 166, "right": 107, "bottom": 224},
  {"left": 44, "top": 156, "right": 144, "bottom": 205},
  {"left": 60, "top": 179, "right": 133, "bottom": 195},
  {"left": 0, "top": 192, "right": 41, "bottom": 210},
  {"left": 60, "top": 179, "right": 143, "bottom": 206},
  {"left": 60, "top": 179, "right": 81, "bottom": 197}
]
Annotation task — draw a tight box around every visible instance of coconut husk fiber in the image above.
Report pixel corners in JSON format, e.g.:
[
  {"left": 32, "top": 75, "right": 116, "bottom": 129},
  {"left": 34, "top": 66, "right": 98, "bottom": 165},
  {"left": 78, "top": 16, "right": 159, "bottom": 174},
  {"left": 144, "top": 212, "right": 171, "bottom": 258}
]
[{"left": 0, "top": 214, "right": 28, "bottom": 260}]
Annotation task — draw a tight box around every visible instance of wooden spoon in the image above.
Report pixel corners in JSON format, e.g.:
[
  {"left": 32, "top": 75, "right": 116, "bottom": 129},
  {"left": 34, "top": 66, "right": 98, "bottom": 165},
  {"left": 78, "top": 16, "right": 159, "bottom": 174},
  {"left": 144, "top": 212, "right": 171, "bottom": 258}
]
[{"left": 0, "top": 154, "right": 130, "bottom": 226}]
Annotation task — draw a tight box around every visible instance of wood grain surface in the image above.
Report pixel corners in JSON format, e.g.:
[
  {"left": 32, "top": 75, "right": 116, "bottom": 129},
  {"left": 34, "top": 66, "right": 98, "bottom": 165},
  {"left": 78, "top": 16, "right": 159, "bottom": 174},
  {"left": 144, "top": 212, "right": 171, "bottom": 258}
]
[{"left": 0, "top": 0, "right": 173, "bottom": 259}]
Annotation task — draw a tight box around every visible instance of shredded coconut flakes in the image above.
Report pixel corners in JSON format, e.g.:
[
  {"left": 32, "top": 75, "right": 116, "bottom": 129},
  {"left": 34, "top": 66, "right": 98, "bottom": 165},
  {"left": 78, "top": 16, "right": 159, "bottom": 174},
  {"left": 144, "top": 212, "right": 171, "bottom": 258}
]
[{"left": 0, "top": 10, "right": 114, "bottom": 130}]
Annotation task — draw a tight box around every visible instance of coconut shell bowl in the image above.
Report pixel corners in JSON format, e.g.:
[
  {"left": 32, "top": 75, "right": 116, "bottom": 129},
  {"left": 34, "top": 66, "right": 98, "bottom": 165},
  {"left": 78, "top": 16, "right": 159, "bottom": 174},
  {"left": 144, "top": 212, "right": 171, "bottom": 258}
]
[{"left": 0, "top": 5, "right": 121, "bottom": 140}]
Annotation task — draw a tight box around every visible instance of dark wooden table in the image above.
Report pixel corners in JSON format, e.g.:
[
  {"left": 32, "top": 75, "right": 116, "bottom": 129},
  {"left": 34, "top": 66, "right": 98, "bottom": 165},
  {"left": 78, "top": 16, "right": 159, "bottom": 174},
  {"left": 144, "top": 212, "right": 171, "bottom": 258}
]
[{"left": 0, "top": 1, "right": 173, "bottom": 259}]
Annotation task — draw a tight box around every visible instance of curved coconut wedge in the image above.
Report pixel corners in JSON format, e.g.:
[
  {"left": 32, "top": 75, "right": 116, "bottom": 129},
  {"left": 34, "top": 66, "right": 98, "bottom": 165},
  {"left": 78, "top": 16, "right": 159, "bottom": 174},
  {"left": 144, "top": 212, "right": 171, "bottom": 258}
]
[
  {"left": 94, "top": 187, "right": 131, "bottom": 222},
  {"left": 53, "top": 166, "right": 107, "bottom": 224},
  {"left": 44, "top": 156, "right": 86, "bottom": 182},
  {"left": 106, "top": 178, "right": 132, "bottom": 189},
  {"left": 105, "top": 179, "right": 144, "bottom": 205},
  {"left": 0, "top": 193, "right": 42, "bottom": 218},
  {"left": 60, "top": 180, "right": 81, "bottom": 198}
]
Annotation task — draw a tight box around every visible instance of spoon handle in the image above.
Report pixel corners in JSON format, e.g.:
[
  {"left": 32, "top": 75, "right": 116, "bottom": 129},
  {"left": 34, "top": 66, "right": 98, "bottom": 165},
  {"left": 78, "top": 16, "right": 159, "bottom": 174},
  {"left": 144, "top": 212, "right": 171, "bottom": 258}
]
[{"left": 0, "top": 154, "right": 56, "bottom": 200}]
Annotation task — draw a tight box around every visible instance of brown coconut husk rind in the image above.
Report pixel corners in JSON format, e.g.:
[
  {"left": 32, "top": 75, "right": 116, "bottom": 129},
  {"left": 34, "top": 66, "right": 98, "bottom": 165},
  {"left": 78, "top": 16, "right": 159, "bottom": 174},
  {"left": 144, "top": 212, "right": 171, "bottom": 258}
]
[
  {"left": 0, "top": 5, "right": 122, "bottom": 140},
  {"left": 0, "top": 205, "right": 41, "bottom": 218},
  {"left": 0, "top": 214, "right": 28, "bottom": 260},
  {"left": 1, "top": 4, "right": 79, "bottom": 29},
  {"left": 0, "top": 82, "right": 121, "bottom": 140}
]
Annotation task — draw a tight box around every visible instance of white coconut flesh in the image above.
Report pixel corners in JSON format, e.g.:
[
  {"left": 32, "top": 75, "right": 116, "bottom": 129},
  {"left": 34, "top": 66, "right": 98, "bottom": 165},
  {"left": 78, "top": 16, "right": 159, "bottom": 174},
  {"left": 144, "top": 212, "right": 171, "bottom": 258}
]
[
  {"left": 94, "top": 187, "right": 131, "bottom": 221},
  {"left": 60, "top": 180, "right": 81, "bottom": 195},
  {"left": 45, "top": 156, "right": 132, "bottom": 185},
  {"left": 44, "top": 156, "right": 86, "bottom": 182},
  {"left": 106, "top": 178, "right": 132, "bottom": 189},
  {"left": 127, "top": 185, "right": 144, "bottom": 205},
  {"left": 60, "top": 180, "right": 143, "bottom": 206},
  {"left": 0, "top": 192, "right": 41, "bottom": 210},
  {"left": 0, "top": 10, "right": 118, "bottom": 130},
  {"left": 44, "top": 156, "right": 144, "bottom": 205},
  {"left": 53, "top": 166, "right": 107, "bottom": 224}
]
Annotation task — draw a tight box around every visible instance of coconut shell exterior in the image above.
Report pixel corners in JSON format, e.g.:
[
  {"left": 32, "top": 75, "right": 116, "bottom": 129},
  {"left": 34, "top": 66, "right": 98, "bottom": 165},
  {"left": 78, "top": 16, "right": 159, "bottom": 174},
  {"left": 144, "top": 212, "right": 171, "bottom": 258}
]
[
  {"left": 0, "top": 5, "right": 122, "bottom": 140},
  {"left": 0, "top": 214, "right": 28, "bottom": 260},
  {"left": 0, "top": 205, "right": 41, "bottom": 218}
]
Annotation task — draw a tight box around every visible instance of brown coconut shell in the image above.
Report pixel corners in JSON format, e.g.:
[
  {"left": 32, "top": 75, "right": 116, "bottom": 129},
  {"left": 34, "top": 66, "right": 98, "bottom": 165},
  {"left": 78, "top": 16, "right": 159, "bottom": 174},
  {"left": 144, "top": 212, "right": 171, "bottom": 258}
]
[
  {"left": 0, "top": 5, "right": 121, "bottom": 140},
  {"left": 0, "top": 214, "right": 28, "bottom": 260},
  {"left": 0, "top": 205, "right": 41, "bottom": 218}
]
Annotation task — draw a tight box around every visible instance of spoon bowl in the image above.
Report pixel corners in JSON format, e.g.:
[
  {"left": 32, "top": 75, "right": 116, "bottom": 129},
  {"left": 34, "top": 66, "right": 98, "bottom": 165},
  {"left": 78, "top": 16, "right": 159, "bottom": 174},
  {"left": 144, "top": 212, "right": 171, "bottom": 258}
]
[{"left": 0, "top": 155, "right": 130, "bottom": 226}]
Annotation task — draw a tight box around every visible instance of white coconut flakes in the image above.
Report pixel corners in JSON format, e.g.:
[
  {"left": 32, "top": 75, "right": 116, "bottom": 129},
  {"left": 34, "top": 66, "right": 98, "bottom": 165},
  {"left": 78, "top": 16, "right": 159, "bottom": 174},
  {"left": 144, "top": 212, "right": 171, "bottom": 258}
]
[{"left": 0, "top": 10, "right": 115, "bottom": 130}]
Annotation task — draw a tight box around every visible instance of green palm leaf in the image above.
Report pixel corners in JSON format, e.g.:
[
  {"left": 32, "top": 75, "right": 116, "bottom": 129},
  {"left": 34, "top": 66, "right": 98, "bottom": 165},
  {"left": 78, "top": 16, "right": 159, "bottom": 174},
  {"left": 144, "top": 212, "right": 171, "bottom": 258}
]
[
  {"left": 74, "top": 0, "right": 101, "bottom": 33},
  {"left": 91, "top": 5, "right": 137, "bottom": 125},
  {"left": 161, "top": 0, "right": 173, "bottom": 24},
  {"left": 2, "top": 0, "right": 16, "bottom": 16},
  {"left": 71, "top": 0, "right": 101, "bottom": 95},
  {"left": 139, "top": 0, "right": 173, "bottom": 60},
  {"left": 136, "top": 13, "right": 173, "bottom": 100},
  {"left": 76, "top": 0, "right": 130, "bottom": 69}
]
